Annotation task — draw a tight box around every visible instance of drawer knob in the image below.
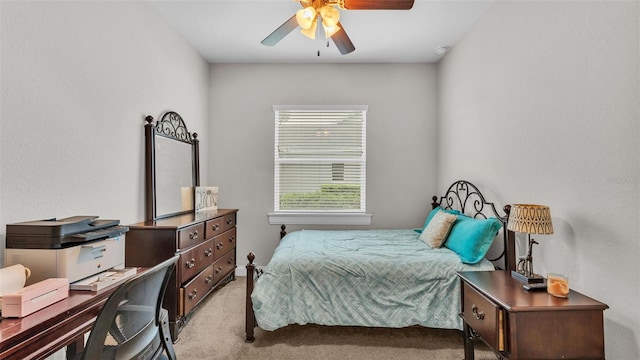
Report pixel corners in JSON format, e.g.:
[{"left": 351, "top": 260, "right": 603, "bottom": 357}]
[
  {"left": 188, "top": 289, "right": 198, "bottom": 300},
  {"left": 215, "top": 267, "right": 222, "bottom": 274},
  {"left": 189, "top": 230, "right": 199, "bottom": 240},
  {"left": 228, "top": 236, "right": 235, "bottom": 243},
  {"left": 227, "top": 257, "right": 234, "bottom": 264},
  {"left": 212, "top": 224, "right": 220, "bottom": 231},
  {"left": 472, "top": 304, "right": 485, "bottom": 320},
  {"left": 205, "top": 275, "right": 213, "bottom": 284},
  {"left": 216, "top": 243, "right": 224, "bottom": 250},
  {"left": 205, "top": 248, "right": 213, "bottom": 257},
  {"left": 226, "top": 218, "right": 233, "bottom": 225},
  {"left": 185, "top": 258, "right": 196, "bottom": 269}
]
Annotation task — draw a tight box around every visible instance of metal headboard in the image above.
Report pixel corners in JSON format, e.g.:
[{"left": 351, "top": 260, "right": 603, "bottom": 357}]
[{"left": 431, "top": 180, "right": 515, "bottom": 271}]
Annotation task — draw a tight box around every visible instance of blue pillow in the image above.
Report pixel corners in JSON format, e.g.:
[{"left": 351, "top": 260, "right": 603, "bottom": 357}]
[
  {"left": 416, "top": 207, "right": 461, "bottom": 233},
  {"left": 444, "top": 215, "right": 502, "bottom": 264}
]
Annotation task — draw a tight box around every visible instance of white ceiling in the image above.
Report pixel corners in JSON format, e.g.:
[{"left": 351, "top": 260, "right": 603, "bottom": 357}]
[{"left": 148, "top": 0, "right": 493, "bottom": 63}]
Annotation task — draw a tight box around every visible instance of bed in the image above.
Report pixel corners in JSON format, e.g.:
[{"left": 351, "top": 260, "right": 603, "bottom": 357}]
[{"left": 245, "top": 180, "right": 516, "bottom": 342}]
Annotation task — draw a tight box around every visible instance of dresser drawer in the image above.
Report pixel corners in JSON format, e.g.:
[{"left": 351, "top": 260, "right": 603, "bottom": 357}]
[
  {"left": 213, "top": 228, "right": 236, "bottom": 260},
  {"left": 205, "top": 213, "right": 236, "bottom": 239},
  {"left": 462, "top": 282, "right": 503, "bottom": 351},
  {"left": 178, "top": 239, "right": 215, "bottom": 283},
  {"left": 178, "top": 223, "right": 206, "bottom": 250},
  {"left": 180, "top": 264, "right": 215, "bottom": 316},
  {"left": 213, "top": 249, "right": 236, "bottom": 284}
]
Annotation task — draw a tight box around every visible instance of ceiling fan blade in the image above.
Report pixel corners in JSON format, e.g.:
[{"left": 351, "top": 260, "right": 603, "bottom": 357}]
[
  {"left": 261, "top": 15, "right": 299, "bottom": 47},
  {"left": 341, "top": 0, "right": 415, "bottom": 10},
  {"left": 331, "top": 23, "right": 355, "bottom": 55}
]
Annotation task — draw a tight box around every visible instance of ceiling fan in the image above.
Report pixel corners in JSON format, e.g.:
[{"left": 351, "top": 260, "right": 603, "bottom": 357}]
[{"left": 261, "top": 0, "right": 415, "bottom": 55}]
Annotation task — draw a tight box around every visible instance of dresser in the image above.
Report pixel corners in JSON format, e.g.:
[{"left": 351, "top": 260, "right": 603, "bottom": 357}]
[
  {"left": 457, "top": 270, "right": 608, "bottom": 360},
  {"left": 125, "top": 209, "right": 238, "bottom": 341}
]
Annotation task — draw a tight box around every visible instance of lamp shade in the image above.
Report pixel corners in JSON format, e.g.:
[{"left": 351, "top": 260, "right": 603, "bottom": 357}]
[{"left": 507, "top": 204, "right": 554, "bottom": 235}]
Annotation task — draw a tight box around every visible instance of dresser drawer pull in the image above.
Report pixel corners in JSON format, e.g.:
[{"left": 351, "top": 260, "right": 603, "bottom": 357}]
[
  {"left": 226, "top": 218, "right": 233, "bottom": 225},
  {"left": 205, "top": 248, "right": 213, "bottom": 257},
  {"left": 205, "top": 275, "right": 213, "bottom": 284},
  {"left": 212, "top": 224, "right": 220, "bottom": 231},
  {"left": 216, "top": 243, "right": 224, "bottom": 250},
  {"left": 472, "top": 304, "right": 485, "bottom": 320},
  {"left": 189, "top": 230, "right": 199, "bottom": 240},
  {"left": 227, "top": 257, "right": 234, "bottom": 265},
  {"left": 188, "top": 289, "right": 198, "bottom": 300},
  {"left": 215, "top": 267, "right": 223, "bottom": 274},
  {"left": 228, "top": 236, "right": 235, "bottom": 243},
  {"left": 185, "top": 258, "right": 196, "bottom": 269}
]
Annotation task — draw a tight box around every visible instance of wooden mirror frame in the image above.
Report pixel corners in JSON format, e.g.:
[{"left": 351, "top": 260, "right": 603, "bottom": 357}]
[{"left": 145, "top": 112, "right": 200, "bottom": 221}]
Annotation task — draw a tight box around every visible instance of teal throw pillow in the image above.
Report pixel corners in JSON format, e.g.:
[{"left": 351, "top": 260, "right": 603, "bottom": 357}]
[{"left": 444, "top": 215, "right": 502, "bottom": 264}]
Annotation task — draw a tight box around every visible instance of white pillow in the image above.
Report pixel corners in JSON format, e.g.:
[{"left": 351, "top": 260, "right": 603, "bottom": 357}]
[{"left": 419, "top": 210, "right": 457, "bottom": 248}]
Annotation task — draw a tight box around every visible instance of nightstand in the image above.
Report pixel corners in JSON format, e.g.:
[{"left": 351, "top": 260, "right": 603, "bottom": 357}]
[{"left": 457, "top": 270, "right": 608, "bottom": 360}]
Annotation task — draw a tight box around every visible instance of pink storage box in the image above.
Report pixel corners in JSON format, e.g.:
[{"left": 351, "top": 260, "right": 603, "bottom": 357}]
[{"left": 2, "top": 278, "right": 69, "bottom": 318}]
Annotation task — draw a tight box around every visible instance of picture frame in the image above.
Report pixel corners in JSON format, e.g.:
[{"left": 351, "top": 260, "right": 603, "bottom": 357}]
[{"left": 195, "top": 186, "right": 218, "bottom": 212}]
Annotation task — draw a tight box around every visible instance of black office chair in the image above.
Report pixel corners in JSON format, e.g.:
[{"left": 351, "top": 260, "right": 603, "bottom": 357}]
[{"left": 80, "top": 255, "right": 179, "bottom": 360}]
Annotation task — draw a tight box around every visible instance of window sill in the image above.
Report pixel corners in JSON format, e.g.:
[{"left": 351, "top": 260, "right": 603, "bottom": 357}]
[{"left": 267, "top": 212, "right": 372, "bottom": 226}]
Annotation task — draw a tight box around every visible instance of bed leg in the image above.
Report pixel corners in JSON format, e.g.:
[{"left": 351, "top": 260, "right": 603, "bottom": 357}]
[{"left": 245, "top": 252, "right": 256, "bottom": 343}]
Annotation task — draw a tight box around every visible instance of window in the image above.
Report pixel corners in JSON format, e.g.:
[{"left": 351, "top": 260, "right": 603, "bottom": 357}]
[{"left": 268, "top": 105, "right": 371, "bottom": 225}]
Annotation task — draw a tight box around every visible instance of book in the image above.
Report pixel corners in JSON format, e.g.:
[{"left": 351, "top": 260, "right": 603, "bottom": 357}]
[{"left": 70, "top": 267, "right": 137, "bottom": 291}]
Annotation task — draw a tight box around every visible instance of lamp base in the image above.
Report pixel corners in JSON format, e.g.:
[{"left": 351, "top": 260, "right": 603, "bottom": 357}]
[{"left": 511, "top": 270, "right": 545, "bottom": 283}]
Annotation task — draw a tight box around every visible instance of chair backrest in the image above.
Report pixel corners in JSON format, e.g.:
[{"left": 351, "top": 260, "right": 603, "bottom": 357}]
[{"left": 81, "top": 255, "right": 179, "bottom": 360}]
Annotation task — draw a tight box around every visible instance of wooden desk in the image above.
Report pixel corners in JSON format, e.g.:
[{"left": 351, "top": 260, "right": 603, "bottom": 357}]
[
  {"left": 0, "top": 270, "right": 143, "bottom": 360},
  {"left": 457, "top": 270, "right": 608, "bottom": 360}
]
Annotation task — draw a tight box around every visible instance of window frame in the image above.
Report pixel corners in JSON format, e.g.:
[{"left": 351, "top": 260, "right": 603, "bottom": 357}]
[{"left": 268, "top": 105, "right": 372, "bottom": 226}]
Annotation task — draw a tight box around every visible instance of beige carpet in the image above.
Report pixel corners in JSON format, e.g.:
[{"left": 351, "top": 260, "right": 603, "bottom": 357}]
[{"left": 173, "top": 277, "right": 496, "bottom": 360}]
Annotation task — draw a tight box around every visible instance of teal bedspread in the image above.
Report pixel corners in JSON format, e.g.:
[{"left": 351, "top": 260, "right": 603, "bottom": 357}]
[{"left": 252, "top": 229, "right": 494, "bottom": 331}]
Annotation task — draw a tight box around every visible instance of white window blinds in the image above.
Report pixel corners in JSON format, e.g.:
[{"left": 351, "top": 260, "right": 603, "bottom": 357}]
[{"left": 274, "top": 105, "right": 367, "bottom": 212}]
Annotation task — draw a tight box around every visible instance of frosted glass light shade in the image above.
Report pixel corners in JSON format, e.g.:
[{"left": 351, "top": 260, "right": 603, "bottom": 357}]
[
  {"left": 300, "top": 17, "right": 318, "bottom": 39},
  {"left": 296, "top": 6, "right": 317, "bottom": 29},
  {"left": 320, "top": 5, "right": 340, "bottom": 27}
]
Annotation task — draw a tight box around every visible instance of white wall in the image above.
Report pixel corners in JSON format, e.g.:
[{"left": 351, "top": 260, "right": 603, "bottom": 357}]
[
  {"left": 208, "top": 63, "right": 438, "bottom": 268},
  {"left": 0, "top": 1, "right": 210, "bottom": 266},
  {"left": 438, "top": 1, "right": 639, "bottom": 357}
]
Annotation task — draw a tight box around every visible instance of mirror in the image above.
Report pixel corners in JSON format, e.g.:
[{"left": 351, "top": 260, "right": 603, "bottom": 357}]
[{"left": 145, "top": 112, "right": 200, "bottom": 221}]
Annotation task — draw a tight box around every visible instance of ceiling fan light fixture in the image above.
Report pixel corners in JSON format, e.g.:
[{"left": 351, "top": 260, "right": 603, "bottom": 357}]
[
  {"left": 296, "top": 6, "right": 317, "bottom": 29},
  {"left": 300, "top": 17, "right": 318, "bottom": 39},
  {"left": 323, "top": 23, "right": 341, "bottom": 38},
  {"left": 320, "top": 5, "right": 340, "bottom": 26}
]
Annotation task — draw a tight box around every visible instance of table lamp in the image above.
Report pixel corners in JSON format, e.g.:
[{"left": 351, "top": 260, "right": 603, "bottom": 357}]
[{"left": 507, "top": 204, "right": 554, "bottom": 283}]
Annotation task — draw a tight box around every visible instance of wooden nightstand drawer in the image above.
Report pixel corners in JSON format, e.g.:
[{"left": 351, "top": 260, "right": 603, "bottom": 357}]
[
  {"left": 458, "top": 270, "right": 608, "bottom": 360},
  {"left": 461, "top": 282, "right": 504, "bottom": 352}
]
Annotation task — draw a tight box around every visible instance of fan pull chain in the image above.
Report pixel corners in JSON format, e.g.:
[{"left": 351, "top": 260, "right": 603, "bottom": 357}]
[{"left": 317, "top": 40, "right": 331, "bottom": 56}]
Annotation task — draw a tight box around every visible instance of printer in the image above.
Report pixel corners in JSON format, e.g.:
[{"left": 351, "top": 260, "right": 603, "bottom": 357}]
[{"left": 4, "top": 216, "right": 129, "bottom": 285}]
